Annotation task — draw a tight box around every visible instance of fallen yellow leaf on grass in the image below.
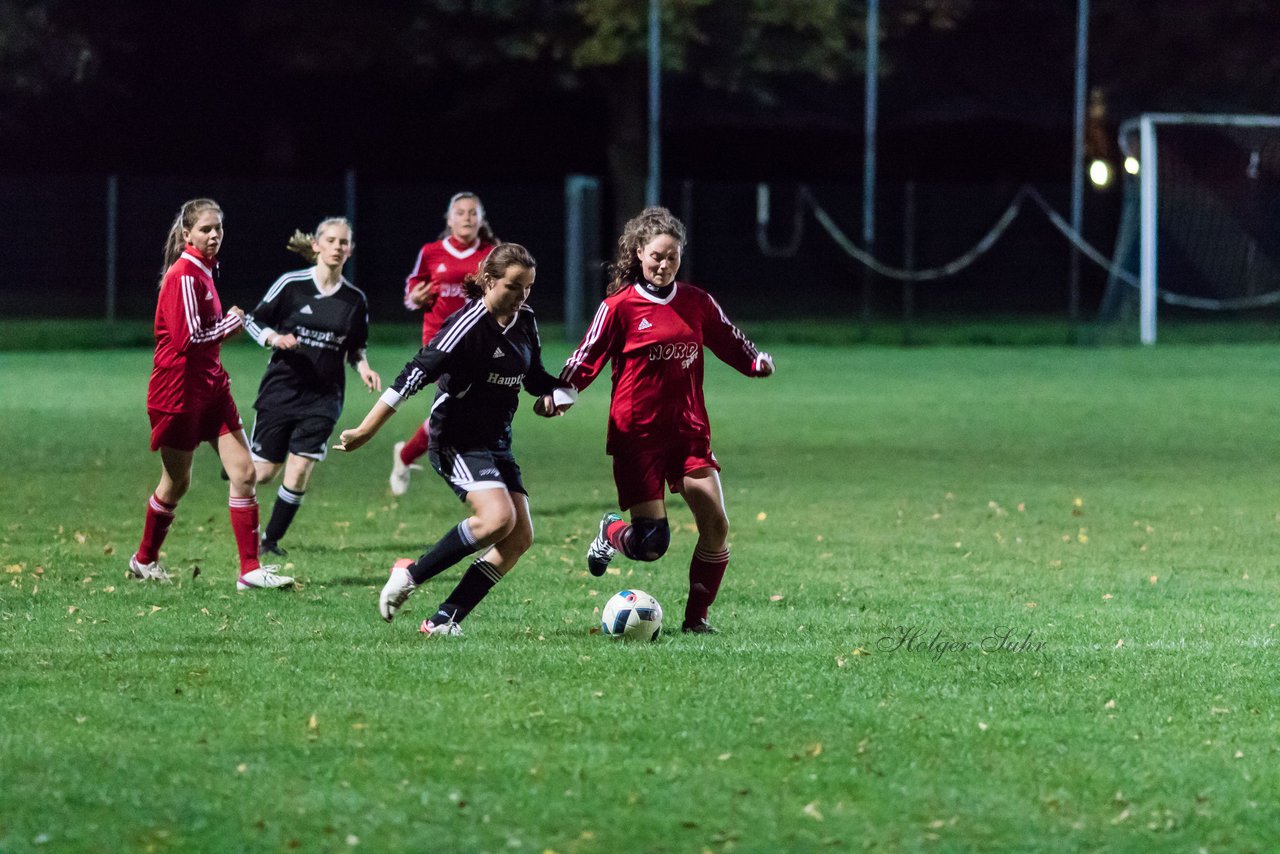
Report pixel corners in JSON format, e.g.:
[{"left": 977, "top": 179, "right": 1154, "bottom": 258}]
[
  {"left": 1104, "top": 699, "right": 1116, "bottom": 709},
  {"left": 769, "top": 594, "right": 784, "bottom": 602},
  {"left": 5, "top": 564, "right": 22, "bottom": 574},
  {"left": 756, "top": 512, "right": 767, "bottom": 521},
  {"left": 802, "top": 801, "right": 823, "bottom": 821},
  {"left": 806, "top": 743, "right": 823, "bottom": 758}
]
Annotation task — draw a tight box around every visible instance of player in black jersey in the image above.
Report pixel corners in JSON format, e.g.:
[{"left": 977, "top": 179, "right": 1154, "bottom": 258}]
[
  {"left": 244, "top": 218, "right": 382, "bottom": 557},
  {"left": 334, "top": 244, "right": 575, "bottom": 635}
]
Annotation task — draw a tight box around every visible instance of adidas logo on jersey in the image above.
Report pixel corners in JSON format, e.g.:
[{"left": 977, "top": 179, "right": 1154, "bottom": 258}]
[
  {"left": 638, "top": 318, "right": 653, "bottom": 331},
  {"left": 492, "top": 347, "right": 504, "bottom": 358},
  {"left": 299, "top": 304, "right": 314, "bottom": 314},
  {"left": 437, "top": 263, "right": 448, "bottom": 273},
  {"left": 204, "top": 292, "right": 213, "bottom": 300}
]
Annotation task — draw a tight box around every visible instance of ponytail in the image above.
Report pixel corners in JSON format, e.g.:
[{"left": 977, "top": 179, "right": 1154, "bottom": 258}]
[
  {"left": 463, "top": 243, "right": 536, "bottom": 299},
  {"left": 286, "top": 217, "right": 353, "bottom": 266},
  {"left": 160, "top": 197, "right": 222, "bottom": 283}
]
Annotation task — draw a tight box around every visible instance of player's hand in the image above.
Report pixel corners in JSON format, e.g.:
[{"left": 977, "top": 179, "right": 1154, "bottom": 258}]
[
  {"left": 360, "top": 367, "right": 383, "bottom": 392},
  {"left": 333, "top": 427, "right": 371, "bottom": 453},
  {"left": 271, "top": 333, "right": 299, "bottom": 350},
  {"left": 532, "top": 394, "right": 558, "bottom": 417},
  {"left": 408, "top": 281, "right": 438, "bottom": 310},
  {"left": 227, "top": 305, "right": 245, "bottom": 322},
  {"left": 753, "top": 352, "right": 775, "bottom": 377}
]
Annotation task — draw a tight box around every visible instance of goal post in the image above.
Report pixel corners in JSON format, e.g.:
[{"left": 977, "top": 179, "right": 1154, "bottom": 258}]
[{"left": 1120, "top": 113, "right": 1280, "bottom": 344}]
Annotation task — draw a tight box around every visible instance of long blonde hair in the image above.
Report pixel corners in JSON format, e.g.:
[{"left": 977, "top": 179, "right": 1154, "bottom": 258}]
[
  {"left": 160, "top": 198, "right": 222, "bottom": 281},
  {"left": 286, "top": 217, "right": 353, "bottom": 264},
  {"left": 606, "top": 207, "right": 686, "bottom": 296}
]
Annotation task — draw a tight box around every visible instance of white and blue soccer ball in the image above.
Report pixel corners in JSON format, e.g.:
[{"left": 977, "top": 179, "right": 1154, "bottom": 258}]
[{"left": 600, "top": 589, "right": 663, "bottom": 641}]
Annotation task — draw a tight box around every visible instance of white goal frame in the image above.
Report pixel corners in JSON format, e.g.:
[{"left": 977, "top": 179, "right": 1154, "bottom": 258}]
[{"left": 1120, "top": 113, "right": 1280, "bottom": 344}]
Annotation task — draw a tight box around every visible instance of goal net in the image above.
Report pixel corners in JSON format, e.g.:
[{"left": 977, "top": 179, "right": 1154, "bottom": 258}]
[{"left": 1100, "top": 114, "right": 1280, "bottom": 343}]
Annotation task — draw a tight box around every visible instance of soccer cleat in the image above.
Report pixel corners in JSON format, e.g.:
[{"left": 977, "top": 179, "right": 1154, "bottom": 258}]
[
  {"left": 419, "top": 617, "right": 463, "bottom": 636},
  {"left": 379, "top": 558, "right": 417, "bottom": 622},
  {"left": 127, "top": 553, "right": 172, "bottom": 582},
  {"left": 586, "top": 512, "right": 621, "bottom": 577},
  {"left": 389, "top": 441, "right": 423, "bottom": 497},
  {"left": 236, "top": 565, "right": 295, "bottom": 591},
  {"left": 681, "top": 618, "right": 719, "bottom": 635},
  {"left": 259, "top": 538, "right": 289, "bottom": 558}
]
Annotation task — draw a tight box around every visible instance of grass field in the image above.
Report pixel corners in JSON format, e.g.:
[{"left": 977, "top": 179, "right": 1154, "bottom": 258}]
[{"left": 3, "top": 334, "right": 1280, "bottom": 851}]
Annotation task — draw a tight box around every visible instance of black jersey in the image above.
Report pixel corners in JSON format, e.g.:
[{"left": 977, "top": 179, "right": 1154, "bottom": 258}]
[
  {"left": 245, "top": 269, "right": 370, "bottom": 420},
  {"left": 383, "top": 299, "right": 566, "bottom": 451}
]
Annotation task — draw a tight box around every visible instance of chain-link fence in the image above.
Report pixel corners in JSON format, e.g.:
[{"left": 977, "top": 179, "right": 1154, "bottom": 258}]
[{"left": 0, "top": 172, "right": 1119, "bottom": 331}]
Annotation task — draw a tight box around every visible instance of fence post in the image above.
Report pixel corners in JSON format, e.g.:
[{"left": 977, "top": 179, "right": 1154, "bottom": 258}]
[
  {"left": 344, "top": 168, "right": 357, "bottom": 284},
  {"left": 902, "top": 181, "right": 916, "bottom": 345},
  {"left": 106, "top": 174, "right": 119, "bottom": 325},
  {"left": 564, "top": 175, "right": 602, "bottom": 342}
]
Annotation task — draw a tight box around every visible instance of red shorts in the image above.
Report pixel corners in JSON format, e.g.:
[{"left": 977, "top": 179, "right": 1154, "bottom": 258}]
[
  {"left": 611, "top": 437, "right": 720, "bottom": 510},
  {"left": 148, "top": 392, "right": 243, "bottom": 452}
]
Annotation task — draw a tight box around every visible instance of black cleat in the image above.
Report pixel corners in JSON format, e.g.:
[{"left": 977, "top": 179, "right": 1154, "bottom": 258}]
[
  {"left": 260, "top": 539, "right": 289, "bottom": 558},
  {"left": 586, "top": 512, "right": 621, "bottom": 577},
  {"left": 681, "top": 618, "right": 719, "bottom": 634}
]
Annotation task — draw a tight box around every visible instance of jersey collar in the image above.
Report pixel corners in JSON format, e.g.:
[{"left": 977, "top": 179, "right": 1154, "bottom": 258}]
[
  {"left": 444, "top": 236, "right": 482, "bottom": 259},
  {"left": 180, "top": 248, "right": 215, "bottom": 277},
  {"left": 632, "top": 281, "right": 679, "bottom": 305}
]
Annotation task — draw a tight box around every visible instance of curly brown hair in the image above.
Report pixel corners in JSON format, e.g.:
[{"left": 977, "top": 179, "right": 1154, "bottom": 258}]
[
  {"left": 606, "top": 206, "right": 686, "bottom": 296},
  {"left": 463, "top": 243, "right": 537, "bottom": 299}
]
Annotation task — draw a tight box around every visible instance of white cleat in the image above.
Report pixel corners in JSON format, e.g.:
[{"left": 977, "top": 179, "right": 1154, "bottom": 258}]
[
  {"left": 379, "top": 559, "right": 417, "bottom": 622},
  {"left": 237, "top": 565, "right": 295, "bottom": 591},
  {"left": 127, "top": 553, "right": 172, "bottom": 582},
  {"left": 419, "top": 617, "right": 463, "bottom": 636},
  {"left": 389, "top": 441, "right": 423, "bottom": 497}
]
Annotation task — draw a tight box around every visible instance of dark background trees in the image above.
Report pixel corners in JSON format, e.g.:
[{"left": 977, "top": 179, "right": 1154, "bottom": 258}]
[{"left": 9, "top": 0, "right": 1278, "bottom": 193}]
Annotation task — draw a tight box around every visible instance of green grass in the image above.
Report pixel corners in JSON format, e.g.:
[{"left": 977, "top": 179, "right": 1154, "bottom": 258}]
[{"left": 3, "top": 339, "right": 1280, "bottom": 850}]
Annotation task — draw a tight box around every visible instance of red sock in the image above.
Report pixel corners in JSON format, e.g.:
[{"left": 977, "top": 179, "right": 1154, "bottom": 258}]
[
  {"left": 228, "top": 496, "right": 261, "bottom": 573},
  {"left": 606, "top": 518, "right": 630, "bottom": 552},
  {"left": 685, "top": 545, "right": 730, "bottom": 625},
  {"left": 401, "top": 422, "right": 431, "bottom": 465},
  {"left": 136, "top": 493, "right": 176, "bottom": 564}
]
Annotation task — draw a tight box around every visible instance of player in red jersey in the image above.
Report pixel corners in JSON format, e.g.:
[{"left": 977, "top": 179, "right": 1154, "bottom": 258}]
[
  {"left": 389, "top": 192, "right": 498, "bottom": 496},
  {"left": 129, "top": 198, "right": 294, "bottom": 590},
  {"left": 556, "top": 207, "right": 775, "bottom": 633}
]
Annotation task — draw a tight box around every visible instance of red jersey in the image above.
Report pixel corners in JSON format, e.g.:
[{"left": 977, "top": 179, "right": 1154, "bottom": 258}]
[
  {"left": 404, "top": 236, "right": 496, "bottom": 345},
  {"left": 147, "top": 248, "right": 243, "bottom": 413},
  {"left": 561, "top": 282, "right": 766, "bottom": 453}
]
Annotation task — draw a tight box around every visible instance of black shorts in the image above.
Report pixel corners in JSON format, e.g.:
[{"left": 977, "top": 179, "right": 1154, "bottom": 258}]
[
  {"left": 249, "top": 410, "right": 337, "bottom": 463},
  {"left": 429, "top": 446, "right": 526, "bottom": 502}
]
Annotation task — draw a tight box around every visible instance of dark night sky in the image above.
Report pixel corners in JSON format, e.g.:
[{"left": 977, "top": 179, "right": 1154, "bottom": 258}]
[{"left": 6, "top": 1, "right": 1276, "bottom": 184}]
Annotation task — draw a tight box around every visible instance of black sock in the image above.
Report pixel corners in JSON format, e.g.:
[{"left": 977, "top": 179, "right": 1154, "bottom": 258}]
[
  {"left": 409, "top": 521, "right": 480, "bottom": 585},
  {"left": 263, "top": 485, "right": 304, "bottom": 544},
  {"left": 432, "top": 559, "right": 502, "bottom": 623}
]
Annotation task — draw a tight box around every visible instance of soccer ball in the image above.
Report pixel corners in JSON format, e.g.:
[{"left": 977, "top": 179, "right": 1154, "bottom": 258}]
[{"left": 600, "top": 589, "right": 663, "bottom": 641}]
